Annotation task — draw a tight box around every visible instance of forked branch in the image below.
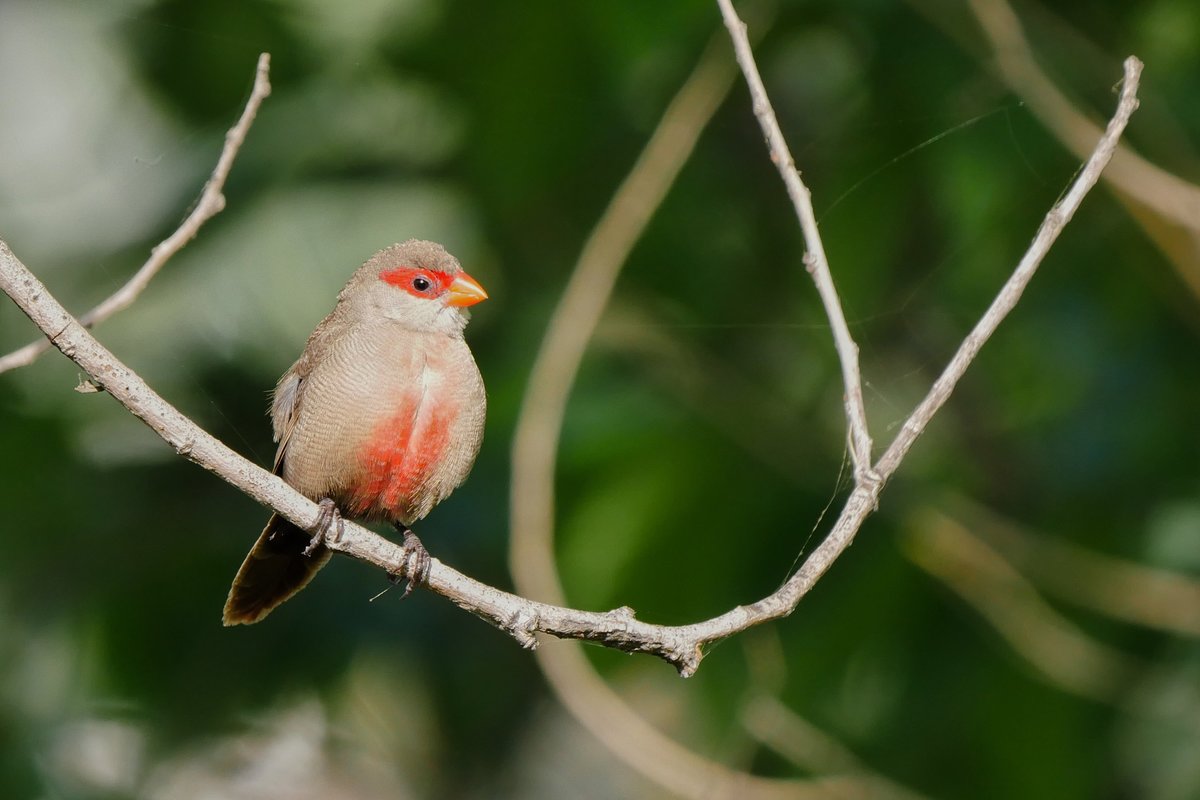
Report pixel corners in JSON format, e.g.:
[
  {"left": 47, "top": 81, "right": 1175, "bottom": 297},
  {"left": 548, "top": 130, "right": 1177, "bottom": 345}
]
[{"left": 0, "top": 38, "right": 1141, "bottom": 675}]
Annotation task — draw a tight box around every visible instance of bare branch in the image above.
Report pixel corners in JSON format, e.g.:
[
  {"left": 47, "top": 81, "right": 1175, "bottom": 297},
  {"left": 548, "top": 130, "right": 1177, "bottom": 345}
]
[
  {"left": 0, "top": 42, "right": 1141, "bottom": 683},
  {"left": 715, "top": 0, "right": 875, "bottom": 482},
  {"left": 0, "top": 53, "right": 272, "bottom": 375}
]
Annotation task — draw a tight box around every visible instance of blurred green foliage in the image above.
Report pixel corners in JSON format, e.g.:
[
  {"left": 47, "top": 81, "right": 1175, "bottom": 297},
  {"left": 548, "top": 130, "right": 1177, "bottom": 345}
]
[{"left": 1, "top": 1, "right": 1198, "bottom": 798}]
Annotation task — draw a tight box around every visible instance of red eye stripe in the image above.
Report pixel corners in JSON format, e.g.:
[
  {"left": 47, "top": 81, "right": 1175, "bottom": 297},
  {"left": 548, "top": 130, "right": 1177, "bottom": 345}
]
[{"left": 379, "top": 267, "right": 452, "bottom": 298}]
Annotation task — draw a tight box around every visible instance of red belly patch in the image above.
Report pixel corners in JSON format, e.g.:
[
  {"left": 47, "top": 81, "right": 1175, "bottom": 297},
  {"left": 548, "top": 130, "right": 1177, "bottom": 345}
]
[{"left": 347, "top": 389, "right": 453, "bottom": 519}]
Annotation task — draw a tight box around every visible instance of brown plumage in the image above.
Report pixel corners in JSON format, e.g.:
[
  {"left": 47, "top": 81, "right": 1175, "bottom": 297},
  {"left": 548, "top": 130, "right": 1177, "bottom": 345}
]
[{"left": 223, "top": 240, "right": 487, "bottom": 625}]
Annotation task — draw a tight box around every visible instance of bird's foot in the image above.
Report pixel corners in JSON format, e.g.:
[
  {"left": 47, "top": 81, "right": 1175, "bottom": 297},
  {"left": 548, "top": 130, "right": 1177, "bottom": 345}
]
[
  {"left": 305, "top": 498, "right": 344, "bottom": 556},
  {"left": 388, "top": 526, "right": 431, "bottom": 599}
]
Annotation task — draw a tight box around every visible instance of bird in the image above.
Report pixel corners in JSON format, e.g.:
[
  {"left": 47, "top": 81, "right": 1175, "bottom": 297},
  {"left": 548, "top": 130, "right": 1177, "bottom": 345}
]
[{"left": 222, "top": 239, "right": 488, "bottom": 625}]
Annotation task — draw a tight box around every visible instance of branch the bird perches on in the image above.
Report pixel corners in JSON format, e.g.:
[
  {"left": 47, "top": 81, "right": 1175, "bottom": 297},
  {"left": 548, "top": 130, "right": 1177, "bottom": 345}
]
[{"left": 0, "top": 26, "right": 1142, "bottom": 675}]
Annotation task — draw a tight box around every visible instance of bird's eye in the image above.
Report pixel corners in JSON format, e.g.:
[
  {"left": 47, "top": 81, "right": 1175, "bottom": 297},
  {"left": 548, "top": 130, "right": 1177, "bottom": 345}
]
[{"left": 411, "top": 276, "right": 432, "bottom": 292}]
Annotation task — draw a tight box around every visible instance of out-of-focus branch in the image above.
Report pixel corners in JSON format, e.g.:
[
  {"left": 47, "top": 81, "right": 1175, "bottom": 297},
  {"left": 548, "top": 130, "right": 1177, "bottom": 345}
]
[
  {"left": 968, "top": 0, "right": 1200, "bottom": 229},
  {"left": 903, "top": 509, "right": 1139, "bottom": 701},
  {"left": 964, "top": 0, "right": 1200, "bottom": 301},
  {"left": 740, "top": 695, "right": 931, "bottom": 800},
  {"left": 0, "top": 53, "right": 272, "bottom": 375},
  {"left": 736, "top": 631, "right": 928, "bottom": 799},
  {"left": 949, "top": 499, "right": 1200, "bottom": 639},
  {"left": 740, "top": 695, "right": 868, "bottom": 777}
]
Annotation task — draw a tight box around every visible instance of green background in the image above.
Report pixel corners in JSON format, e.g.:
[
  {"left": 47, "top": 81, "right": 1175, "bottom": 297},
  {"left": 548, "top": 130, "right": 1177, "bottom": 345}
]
[{"left": 1, "top": 1, "right": 1198, "bottom": 798}]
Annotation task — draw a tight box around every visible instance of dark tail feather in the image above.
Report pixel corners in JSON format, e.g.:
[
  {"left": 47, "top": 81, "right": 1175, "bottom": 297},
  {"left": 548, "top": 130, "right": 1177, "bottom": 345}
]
[{"left": 222, "top": 513, "right": 331, "bottom": 626}]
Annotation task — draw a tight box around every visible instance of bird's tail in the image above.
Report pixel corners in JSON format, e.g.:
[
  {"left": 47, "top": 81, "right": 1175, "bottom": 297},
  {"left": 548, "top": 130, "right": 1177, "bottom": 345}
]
[{"left": 222, "top": 513, "right": 331, "bottom": 625}]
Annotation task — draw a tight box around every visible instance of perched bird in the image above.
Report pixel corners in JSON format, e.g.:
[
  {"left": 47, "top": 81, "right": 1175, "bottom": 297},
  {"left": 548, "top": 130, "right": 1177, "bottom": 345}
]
[{"left": 223, "top": 240, "right": 488, "bottom": 625}]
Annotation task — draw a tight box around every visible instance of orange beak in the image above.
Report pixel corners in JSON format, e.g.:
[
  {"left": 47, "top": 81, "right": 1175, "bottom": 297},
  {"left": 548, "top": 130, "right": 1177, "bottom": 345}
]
[{"left": 447, "top": 272, "right": 488, "bottom": 307}]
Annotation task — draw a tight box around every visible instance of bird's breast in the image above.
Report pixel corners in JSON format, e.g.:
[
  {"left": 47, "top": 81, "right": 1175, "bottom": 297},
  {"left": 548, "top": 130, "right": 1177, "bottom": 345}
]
[
  {"left": 341, "top": 333, "right": 483, "bottom": 524},
  {"left": 344, "top": 379, "right": 457, "bottom": 521},
  {"left": 281, "top": 325, "right": 484, "bottom": 525}
]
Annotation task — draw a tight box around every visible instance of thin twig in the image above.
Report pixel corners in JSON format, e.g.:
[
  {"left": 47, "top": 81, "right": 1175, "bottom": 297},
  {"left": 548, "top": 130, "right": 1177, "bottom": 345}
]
[
  {"left": 0, "top": 53, "right": 272, "bottom": 375},
  {"left": 715, "top": 0, "right": 875, "bottom": 483}
]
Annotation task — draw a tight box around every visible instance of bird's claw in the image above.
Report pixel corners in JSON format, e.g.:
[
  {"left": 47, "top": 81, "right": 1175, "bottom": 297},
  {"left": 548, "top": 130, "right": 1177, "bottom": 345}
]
[
  {"left": 305, "top": 498, "right": 343, "bottom": 556},
  {"left": 388, "top": 527, "right": 431, "bottom": 599}
]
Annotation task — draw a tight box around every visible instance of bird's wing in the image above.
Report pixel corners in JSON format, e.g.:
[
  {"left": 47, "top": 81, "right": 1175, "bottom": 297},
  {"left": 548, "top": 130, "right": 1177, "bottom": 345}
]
[
  {"left": 269, "top": 313, "right": 343, "bottom": 473},
  {"left": 270, "top": 368, "right": 303, "bottom": 474}
]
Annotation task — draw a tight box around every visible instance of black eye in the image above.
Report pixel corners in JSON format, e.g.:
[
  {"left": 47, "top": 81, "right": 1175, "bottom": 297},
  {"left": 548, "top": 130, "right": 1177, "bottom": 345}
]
[{"left": 411, "top": 276, "right": 432, "bottom": 292}]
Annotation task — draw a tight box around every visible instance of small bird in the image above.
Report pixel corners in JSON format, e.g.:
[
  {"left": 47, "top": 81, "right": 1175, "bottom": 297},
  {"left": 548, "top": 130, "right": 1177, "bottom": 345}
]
[{"left": 223, "top": 240, "right": 488, "bottom": 625}]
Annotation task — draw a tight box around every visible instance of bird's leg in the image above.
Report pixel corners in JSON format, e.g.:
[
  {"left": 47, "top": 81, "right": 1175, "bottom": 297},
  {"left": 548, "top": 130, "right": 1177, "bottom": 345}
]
[
  {"left": 389, "top": 524, "right": 431, "bottom": 598},
  {"left": 304, "top": 498, "right": 344, "bottom": 556}
]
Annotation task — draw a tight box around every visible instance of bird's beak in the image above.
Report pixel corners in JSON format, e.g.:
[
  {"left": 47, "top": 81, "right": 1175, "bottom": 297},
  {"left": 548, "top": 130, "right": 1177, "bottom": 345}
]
[{"left": 447, "top": 272, "right": 489, "bottom": 307}]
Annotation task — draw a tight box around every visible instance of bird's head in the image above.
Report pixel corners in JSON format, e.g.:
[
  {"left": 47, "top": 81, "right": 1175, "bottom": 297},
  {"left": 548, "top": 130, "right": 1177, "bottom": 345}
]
[{"left": 340, "top": 239, "right": 488, "bottom": 335}]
